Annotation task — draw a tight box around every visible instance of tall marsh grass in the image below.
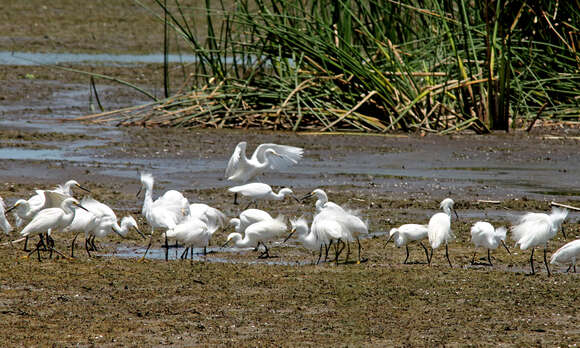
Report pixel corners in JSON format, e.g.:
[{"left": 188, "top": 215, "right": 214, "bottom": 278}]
[{"left": 81, "top": 0, "right": 580, "bottom": 133}]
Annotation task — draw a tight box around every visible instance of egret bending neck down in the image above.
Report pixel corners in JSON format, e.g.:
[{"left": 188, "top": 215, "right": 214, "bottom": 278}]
[{"left": 285, "top": 217, "right": 326, "bottom": 264}]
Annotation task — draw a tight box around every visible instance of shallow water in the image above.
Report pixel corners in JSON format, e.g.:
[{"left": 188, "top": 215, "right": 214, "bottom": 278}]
[{"left": 0, "top": 51, "right": 199, "bottom": 66}]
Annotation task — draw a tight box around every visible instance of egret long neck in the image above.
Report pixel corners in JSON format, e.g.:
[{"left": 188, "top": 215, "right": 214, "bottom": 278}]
[{"left": 142, "top": 184, "right": 153, "bottom": 216}]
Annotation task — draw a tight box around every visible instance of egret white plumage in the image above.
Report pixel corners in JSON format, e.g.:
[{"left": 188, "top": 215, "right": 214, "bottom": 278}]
[
  {"left": 165, "top": 216, "right": 211, "bottom": 259},
  {"left": 301, "top": 188, "right": 342, "bottom": 212},
  {"left": 550, "top": 239, "right": 580, "bottom": 273},
  {"left": 189, "top": 203, "right": 227, "bottom": 235},
  {"left": 225, "top": 142, "right": 303, "bottom": 203},
  {"left": 386, "top": 224, "right": 429, "bottom": 264},
  {"left": 285, "top": 217, "right": 327, "bottom": 264},
  {"left": 7, "top": 180, "right": 89, "bottom": 251},
  {"left": 229, "top": 208, "right": 272, "bottom": 235},
  {"left": 138, "top": 173, "right": 190, "bottom": 261},
  {"left": 67, "top": 197, "right": 144, "bottom": 257},
  {"left": 470, "top": 221, "right": 510, "bottom": 266},
  {"left": 228, "top": 183, "right": 299, "bottom": 208},
  {"left": 20, "top": 196, "right": 88, "bottom": 261},
  {"left": 511, "top": 207, "right": 568, "bottom": 276},
  {"left": 427, "top": 198, "right": 457, "bottom": 267},
  {"left": 223, "top": 215, "right": 287, "bottom": 258},
  {"left": 0, "top": 196, "right": 12, "bottom": 236}
]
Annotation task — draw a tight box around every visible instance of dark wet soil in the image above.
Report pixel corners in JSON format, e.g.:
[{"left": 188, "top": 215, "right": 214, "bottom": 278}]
[{"left": 2, "top": 2, "right": 580, "bottom": 346}]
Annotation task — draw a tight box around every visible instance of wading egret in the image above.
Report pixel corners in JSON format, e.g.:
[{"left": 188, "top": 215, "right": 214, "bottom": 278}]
[
  {"left": 7, "top": 180, "right": 89, "bottom": 251},
  {"left": 223, "top": 215, "right": 287, "bottom": 258},
  {"left": 138, "top": 173, "right": 190, "bottom": 261},
  {"left": 225, "top": 142, "right": 303, "bottom": 203},
  {"left": 301, "top": 188, "right": 342, "bottom": 212},
  {"left": 229, "top": 208, "right": 272, "bottom": 235},
  {"left": 285, "top": 217, "right": 326, "bottom": 264},
  {"left": 20, "top": 197, "right": 88, "bottom": 261},
  {"left": 189, "top": 203, "right": 227, "bottom": 235},
  {"left": 511, "top": 207, "right": 568, "bottom": 276},
  {"left": 427, "top": 198, "right": 457, "bottom": 267},
  {"left": 550, "top": 239, "right": 580, "bottom": 273},
  {"left": 0, "top": 196, "right": 12, "bottom": 236},
  {"left": 165, "top": 216, "right": 211, "bottom": 259},
  {"left": 228, "top": 183, "right": 299, "bottom": 208},
  {"left": 470, "top": 221, "right": 510, "bottom": 266},
  {"left": 386, "top": 224, "right": 429, "bottom": 264},
  {"left": 67, "top": 197, "right": 144, "bottom": 257},
  {"left": 310, "top": 206, "right": 368, "bottom": 264}
]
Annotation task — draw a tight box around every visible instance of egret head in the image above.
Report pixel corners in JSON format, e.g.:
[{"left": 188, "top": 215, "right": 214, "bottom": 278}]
[
  {"left": 222, "top": 232, "right": 240, "bottom": 247},
  {"left": 440, "top": 198, "right": 458, "bottom": 219},
  {"left": 550, "top": 207, "right": 568, "bottom": 239},
  {"left": 137, "top": 173, "right": 154, "bottom": 197},
  {"left": 385, "top": 228, "right": 398, "bottom": 246},
  {"left": 5, "top": 200, "right": 24, "bottom": 214}
]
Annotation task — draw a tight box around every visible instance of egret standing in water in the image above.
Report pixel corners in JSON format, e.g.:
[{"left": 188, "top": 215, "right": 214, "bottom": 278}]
[
  {"left": 67, "top": 197, "right": 144, "bottom": 257},
  {"left": 228, "top": 183, "right": 299, "bottom": 208},
  {"left": 386, "top": 224, "right": 430, "bottom": 264},
  {"left": 427, "top": 198, "right": 458, "bottom": 267},
  {"left": 550, "top": 239, "right": 580, "bottom": 273},
  {"left": 138, "top": 173, "right": 190, "bottom": 261},
  {"left": 470, "top": 221, "right": 510, "bottom": 266},
  {"left": 20, "top": 196, "right": 88, "bottom": 261},
  {"left": 229, "top": 208, "right": 272, "bottom": 235},
  {"left": 165, "top": 216, "right": 211, "bottom": 259},
  {"left": 511, "top": 207, "right": 568, "bottom": 276},
  {"left": 225, "top": 142, "right": 303, "bottom": 204},
  {"left": 223, "top": 215, "right": 287, "bottom": 258}
]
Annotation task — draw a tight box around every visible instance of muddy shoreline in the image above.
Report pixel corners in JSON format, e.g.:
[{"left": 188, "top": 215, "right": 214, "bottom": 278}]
[{"left": 2, "top": 1, "right": 580, "bottom": 346}]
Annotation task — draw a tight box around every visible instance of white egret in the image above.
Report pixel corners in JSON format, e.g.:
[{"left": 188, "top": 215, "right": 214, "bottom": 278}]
[
  {"left": 0, "top": 196, "right": 12, "bottom": 236},
  {"left": 189, "top": 203, "right": 227, "bottom": 235},
  {"left": 165, "top": 216, "right": 211, "bottom": 259},
  {"left": 511, "top": 207, "right": 568, "bottom": 276},
  {"left": 427, "top": 198, "right": 457, "bottom": 267},
  {"left": 470, "top": 221, "right": 510, "bottom": 266},
  {"left": 223, "top": 215, "right": 287, "bottom": 258},
  {"left": 301, "top": 188, "right": 342, "bottom": 212},
  {"left": 138, "top": 173, "right": 190, "bottom": 261},
  {"left": 20, "top": 196, "right": 88, "bottom": 261},
  {"left": 225, "top": 142, "right": 303, "bottom": 203},
  {"left": 229, "top": 208, "right": 272, "bottom": 235},
  {"left": 67, "top": 197, "right": 144, "bottom": 257},
  {"left": 7, "top": 180, "right": 89, "bottom": 251},
  {"left": 285, "top": 217, "right": 327, "bottom": 264},
  {"left": 228, "top": 183, "right": 299, "bottom": 208},
  {"left": 550, "top": 239, "right": 580, "bottom": 273},
  {"left": 386, "top": 224, "right": 429, "bottom": 264}
]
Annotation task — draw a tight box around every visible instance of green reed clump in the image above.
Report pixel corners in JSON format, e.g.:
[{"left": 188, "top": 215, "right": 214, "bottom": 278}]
[{"left": 80, "top": 0, "right": 579, "bottom": 133}]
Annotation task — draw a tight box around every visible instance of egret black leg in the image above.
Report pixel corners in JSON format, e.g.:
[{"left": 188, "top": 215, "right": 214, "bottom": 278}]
[
  {"left": 428, "top": 248, "right": 433, "bottom": 266},
  {"left": 357, "top": 238, "right": 362, "bottom": 263},
  {"left": 543, "top": 247, "right": 551, "bottom": 277},
  {"left": 566, "top": 265, "right": 572, "bottom": 273},
  {"left": 487, "top": 249, "right": 493, "bottom": 266},
  {"left": 85, "top": 237, "right": 92, "bottom": 257},
  {"left": 445, "top": 244, "right": 452, "bottom": 268},
  {"left": 180, "top": 247, "right": 188, "bottom": 259},
  {"left": 345, "top": 242, "right": 351, "bottom": 264},
  {"left": 575, "top": 265, "right": 577, "bottom": 273},
  {"left": 23, "top": 236, "right": 30, "bottom": 252},
  {"left": 70, "top": 232, "right": 81, "bottom": 258},
  {"left": 139, "top": 233, "right": 154, "bottom": 262},
  {"left": 403, "top": 245, "right": 410, "bottom": 264},
  {"left": 316, "top": 244, "right": 323, "bottom": 265},
  {"left": 530, "top": 248, "right": 535, "bottom": 275},
  {"left": 419, "top": 242, "right": 429, "bottom": 264},
  {"left": 233, "top": 193, "right": 239, "bottom": 205}
]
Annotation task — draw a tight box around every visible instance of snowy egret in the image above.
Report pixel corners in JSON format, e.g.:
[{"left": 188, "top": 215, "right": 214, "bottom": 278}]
[
  {"left": 138, "top": 173, "right": 190, "bottom": 261},
  {"left": 550, "top": 239, "right": 580, "bottom": 273},
  {"left": 20, "top": 196, "right": 88, "bottom": 261},
  {"left": 229, "top": 208, "right": 272, "bottom": 235},
  {"left": 164, "top": 216, "right": 211, "bottom": 259},
  {"left": 67, "top": 197, "right": 144, "bottom": 257},
  {"left": 0, "top": 196, "right": 12, "bottom": 236},
  {"left": 223, "top": 215, "right": 287, "bottom": 258},
  {"left": 189, "top": 203, "right": 227, "bottom": 235},
  {"left": 285, "top": 217, "right": 327, "bottom": 264},
  {"left": 385, "top": 224, "right": 429, "bottom": 264},
  {"left": 470, "top": 221, "right": 510, "bottom": 266},
  {"left": 309, "top": 206, "right": 368, "bottom": 264},
  {"left": 228, "top": 183, "right": 299, "bottom": 208},
  {"left": 225, "top": 142, "right": 303, "bottom": 203},
  {"left": 301, "top": 188, "right": 342, "bottom": 212},
  {"left": 511, "top": 207, "right": 568, "bottom": 276},
  {"left": 427, "top": 198, "right": 457, "bottom": 267}
]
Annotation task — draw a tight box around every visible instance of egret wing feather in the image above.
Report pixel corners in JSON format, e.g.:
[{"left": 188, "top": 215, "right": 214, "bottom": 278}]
[{"left": 252, "top": 143, "right": 303, "bottom": 171}]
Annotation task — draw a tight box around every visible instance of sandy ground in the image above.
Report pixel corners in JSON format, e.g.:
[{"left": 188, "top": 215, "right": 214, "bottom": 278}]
[{"left": 1, "top": 1, "right": 580, "bottom": 346}]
